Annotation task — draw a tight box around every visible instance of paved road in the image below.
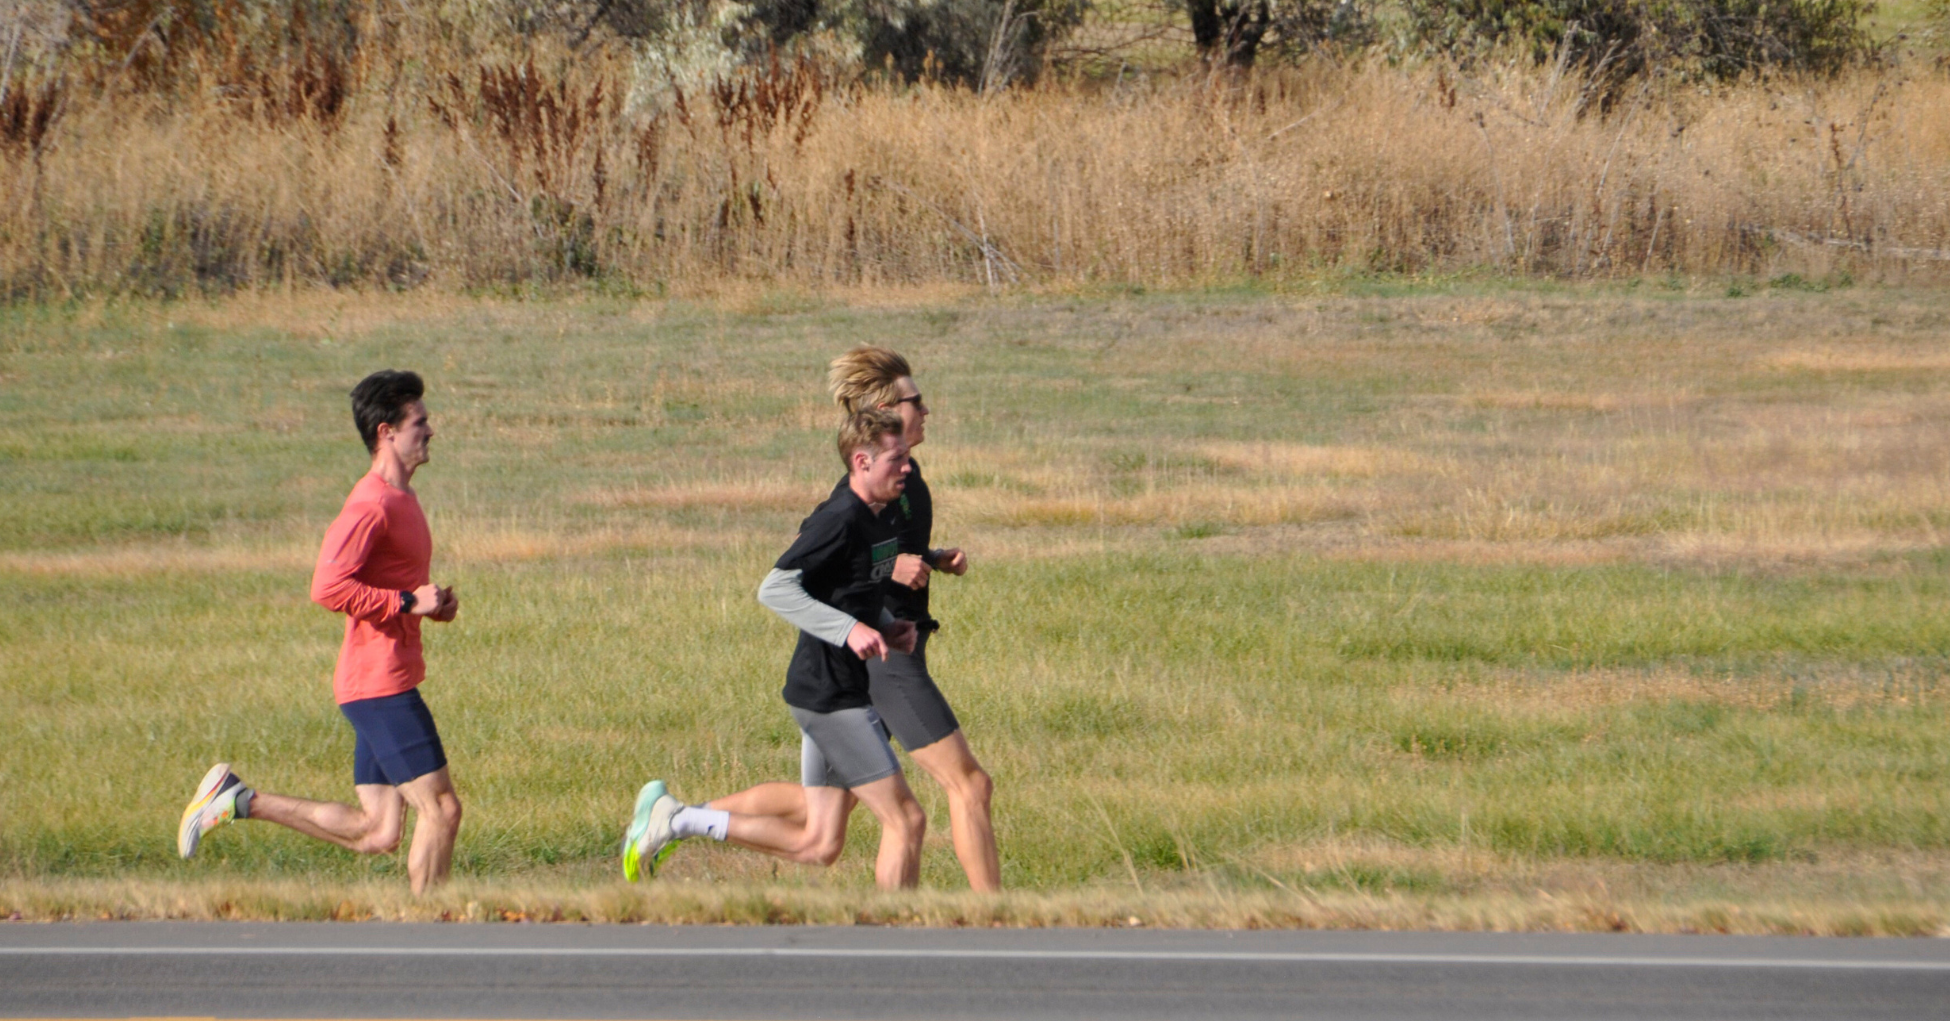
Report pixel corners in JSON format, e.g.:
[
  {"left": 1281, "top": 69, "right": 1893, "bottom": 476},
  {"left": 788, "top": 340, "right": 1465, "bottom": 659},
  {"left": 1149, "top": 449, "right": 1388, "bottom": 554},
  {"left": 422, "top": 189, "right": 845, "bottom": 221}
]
[{"left": 3, "top": 922, "right": 1947, "bottom": 1019}]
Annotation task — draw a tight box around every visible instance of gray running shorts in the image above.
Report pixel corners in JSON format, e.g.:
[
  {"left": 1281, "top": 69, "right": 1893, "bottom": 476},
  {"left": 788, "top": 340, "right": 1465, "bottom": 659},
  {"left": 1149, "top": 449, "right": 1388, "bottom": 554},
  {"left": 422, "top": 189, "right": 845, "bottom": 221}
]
[
  {"left": 868, "top": 630, "right": 961, "bottom": 752},
  {"left": 791, "top": 705, "right": 902, "bottom": 790}
]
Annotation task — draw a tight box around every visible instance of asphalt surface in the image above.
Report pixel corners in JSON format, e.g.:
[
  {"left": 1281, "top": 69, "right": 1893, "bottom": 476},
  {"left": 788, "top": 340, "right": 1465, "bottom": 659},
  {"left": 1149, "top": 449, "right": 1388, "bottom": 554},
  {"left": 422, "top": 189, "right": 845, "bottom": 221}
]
[{"left": 2, "top": 922, "right": 1947, "bottom": 1019}]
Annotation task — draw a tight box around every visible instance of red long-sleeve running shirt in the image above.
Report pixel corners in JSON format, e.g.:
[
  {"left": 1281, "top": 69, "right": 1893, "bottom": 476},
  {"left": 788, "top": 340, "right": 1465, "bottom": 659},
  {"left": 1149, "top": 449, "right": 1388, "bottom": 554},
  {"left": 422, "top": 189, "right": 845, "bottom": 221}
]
[{"left": 311, "top": 473, "right": 432, "bottom": 704}]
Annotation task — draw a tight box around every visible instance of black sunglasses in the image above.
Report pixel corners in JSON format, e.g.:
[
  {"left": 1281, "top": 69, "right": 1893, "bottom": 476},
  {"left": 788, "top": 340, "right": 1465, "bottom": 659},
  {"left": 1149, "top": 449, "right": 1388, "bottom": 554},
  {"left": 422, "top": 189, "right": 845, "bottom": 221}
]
[{"left": 894, "top": 394, "right": 924, "bottom": 406}]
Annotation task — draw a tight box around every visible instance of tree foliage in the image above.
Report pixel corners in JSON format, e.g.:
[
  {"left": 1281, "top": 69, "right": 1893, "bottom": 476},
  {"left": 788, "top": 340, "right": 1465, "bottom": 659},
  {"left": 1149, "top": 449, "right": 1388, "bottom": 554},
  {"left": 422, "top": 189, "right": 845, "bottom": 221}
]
[
  {"left": 1183, "top": 0, "right": 1372, "bottom": 67},
  {"left": 608, "top": 0, "right": 1086, "bottom": 88},
  {"left": 1402, "top": 0, "right": 1876, "bottom": 83}
]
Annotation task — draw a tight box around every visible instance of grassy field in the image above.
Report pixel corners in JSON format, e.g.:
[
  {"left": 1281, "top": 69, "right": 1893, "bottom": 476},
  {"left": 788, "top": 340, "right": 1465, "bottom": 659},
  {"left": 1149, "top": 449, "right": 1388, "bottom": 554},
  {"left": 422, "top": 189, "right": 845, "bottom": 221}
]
[{"left": 4, "top": 280, "right": 1949, "bottom": 931}]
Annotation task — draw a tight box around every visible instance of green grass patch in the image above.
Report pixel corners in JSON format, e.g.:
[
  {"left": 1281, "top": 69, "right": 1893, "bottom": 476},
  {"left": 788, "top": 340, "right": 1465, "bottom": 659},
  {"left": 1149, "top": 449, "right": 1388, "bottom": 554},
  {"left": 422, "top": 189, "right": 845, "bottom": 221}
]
[{"left": 3, "top": 288, "right": 1949, "bottom": 911}]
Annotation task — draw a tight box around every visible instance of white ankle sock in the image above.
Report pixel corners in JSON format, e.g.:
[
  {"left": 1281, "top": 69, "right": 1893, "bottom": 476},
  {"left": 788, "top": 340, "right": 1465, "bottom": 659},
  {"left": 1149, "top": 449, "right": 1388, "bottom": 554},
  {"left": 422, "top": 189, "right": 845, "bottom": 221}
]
[{"left": 671, "top": 806, "right": 729, "bottom": 841}]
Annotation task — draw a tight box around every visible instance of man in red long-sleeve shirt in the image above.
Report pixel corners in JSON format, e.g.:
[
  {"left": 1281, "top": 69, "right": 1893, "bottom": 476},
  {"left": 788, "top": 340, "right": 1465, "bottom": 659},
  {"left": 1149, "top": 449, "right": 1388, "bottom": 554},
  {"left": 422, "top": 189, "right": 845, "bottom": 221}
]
[{"left": 177, "top": 370, "right": 464, "bottom": 893}]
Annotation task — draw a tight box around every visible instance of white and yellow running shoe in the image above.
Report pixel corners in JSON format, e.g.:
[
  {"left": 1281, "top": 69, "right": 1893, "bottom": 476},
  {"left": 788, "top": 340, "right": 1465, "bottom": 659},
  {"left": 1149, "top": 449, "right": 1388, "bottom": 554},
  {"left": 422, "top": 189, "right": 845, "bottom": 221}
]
[
  {"left": 622, "top": 780, "right": 681, "bottom": 882},
  {"left": 177, "top": 763, "right": 245, "bottom": 859}
]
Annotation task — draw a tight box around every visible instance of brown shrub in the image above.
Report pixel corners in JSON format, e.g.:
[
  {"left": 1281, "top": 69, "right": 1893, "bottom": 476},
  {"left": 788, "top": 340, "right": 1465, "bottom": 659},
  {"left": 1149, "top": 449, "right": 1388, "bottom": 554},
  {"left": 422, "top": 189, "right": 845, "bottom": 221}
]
[{"left": 2, "top": 43, "right": 1947, "bottom": 296}]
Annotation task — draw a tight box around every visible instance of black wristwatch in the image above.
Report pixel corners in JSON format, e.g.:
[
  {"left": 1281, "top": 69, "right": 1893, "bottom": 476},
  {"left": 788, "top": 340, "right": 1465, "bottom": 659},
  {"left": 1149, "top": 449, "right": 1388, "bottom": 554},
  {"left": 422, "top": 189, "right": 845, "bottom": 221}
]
[{"left": 399, "top": 589, "right": 417, "bottom": 614}]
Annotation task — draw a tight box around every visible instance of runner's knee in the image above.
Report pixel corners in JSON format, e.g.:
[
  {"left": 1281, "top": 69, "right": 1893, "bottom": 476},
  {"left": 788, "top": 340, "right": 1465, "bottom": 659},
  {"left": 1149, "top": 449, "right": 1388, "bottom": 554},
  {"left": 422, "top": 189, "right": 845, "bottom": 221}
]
[
  {"left": 425, "top": 791, "right": 462, "bottom": 834},
  {"left": 808, "top": 834, "right": 846, "bottom": 867},
  {"left": 353, "top": 816, "right": 403, "bottom": 855},
  {"left": 893, "top": 796, "right": 927, "bottom": 842},
  {"left": 931, "top": 758, "right": 992, "bottom": 808},
  {"left": 785, "top": 822, "right": 846, "bottom": 866},
  {"left": 955, "top": 765, "right": 994, "bottom": 807}
]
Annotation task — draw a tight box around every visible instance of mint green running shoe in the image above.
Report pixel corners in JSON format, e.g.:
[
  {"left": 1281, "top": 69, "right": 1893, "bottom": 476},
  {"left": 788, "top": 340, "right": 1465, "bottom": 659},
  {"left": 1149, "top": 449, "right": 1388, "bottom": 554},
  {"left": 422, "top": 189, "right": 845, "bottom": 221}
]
[{"left": 622, "top": 779, "right": 682, "bottom": 882}]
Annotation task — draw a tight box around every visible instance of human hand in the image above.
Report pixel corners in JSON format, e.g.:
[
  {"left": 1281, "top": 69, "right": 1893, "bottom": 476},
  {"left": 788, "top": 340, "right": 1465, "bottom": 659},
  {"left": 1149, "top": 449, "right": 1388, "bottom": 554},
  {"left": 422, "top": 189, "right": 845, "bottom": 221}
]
[
  {"left": 846, "top": 621, "right": 889, "bottom": 660},
  {"left": 408, "top": 583, "right": 443, "bottom": 615},
  {"left": 892, "top": 553, "right": 932, "bottom": 590},
  {"left": 430, "top": 586, "right": 459, "bottom": 622},
  {"left": 884, "top": 619, "right": 917, "bottom": 655},
  {"left": 937, "top": 548, "right": 968, "bottom": 576}
]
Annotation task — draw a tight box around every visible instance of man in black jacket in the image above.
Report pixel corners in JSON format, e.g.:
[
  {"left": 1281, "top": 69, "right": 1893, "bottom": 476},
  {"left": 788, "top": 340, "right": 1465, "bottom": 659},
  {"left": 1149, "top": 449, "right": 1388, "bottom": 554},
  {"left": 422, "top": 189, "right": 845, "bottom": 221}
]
[
  {"left": 624, "top": 410, "right": 928, "bottom": 890},
  {"left": 707, "top": 346, "right": 1000, "bottom": 891}
]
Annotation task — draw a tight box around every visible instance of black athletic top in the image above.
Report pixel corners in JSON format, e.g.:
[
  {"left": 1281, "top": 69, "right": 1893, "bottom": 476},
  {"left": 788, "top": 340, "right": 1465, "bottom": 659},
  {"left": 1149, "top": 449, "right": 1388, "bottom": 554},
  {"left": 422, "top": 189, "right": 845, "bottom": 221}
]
[
  {"left": 887, "top": 459, "right": 937, "bottom": 627},
  {"left": 826, "top": 458, "right": 936, "bottom": 628},
  {"left": 775, "top": 485, "right": 901, "bottom": 712}
]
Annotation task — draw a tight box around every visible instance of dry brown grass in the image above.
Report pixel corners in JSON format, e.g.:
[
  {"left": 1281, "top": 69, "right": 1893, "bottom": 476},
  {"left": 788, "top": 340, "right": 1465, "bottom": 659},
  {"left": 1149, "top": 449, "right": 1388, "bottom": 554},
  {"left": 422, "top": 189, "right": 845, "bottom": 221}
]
[
  {"left": 440, "top": 522, "right": 719, "bottom": 564},
  {"left": 1390, "top": 665, "right": 1942, "bottom": 715},
  {"left": 1764, "top": 348, "right": 1950, "bottom": 372},
  {"left": 8, "top": 852, "right": 1948, "bottom": 934},
  {"left": 0, "top": 545, "right": 314, "bottom": 577},
  {"left": 1196, "top": 442, "right": 1419, "bottom": 478},
  {"left": 968, "top": 488, "right": 1365, "bottom": 528},
  {"left": 580, "top": 479, "right": 819, "bottom": 513},
  {"left": 5, "top": 42, "right": 1950, "bottom": 295},
  {"left": 0, "top": 520, "right": 750, "bottom": 574}
]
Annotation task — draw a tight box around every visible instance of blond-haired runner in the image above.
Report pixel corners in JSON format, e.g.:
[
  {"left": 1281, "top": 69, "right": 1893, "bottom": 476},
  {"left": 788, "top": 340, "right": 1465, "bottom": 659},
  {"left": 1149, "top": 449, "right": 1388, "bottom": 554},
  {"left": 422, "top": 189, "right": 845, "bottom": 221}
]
[
  {"left": 707, "top": 346, "right": 1000, "bottom": 891},
  {"left": 624, "top": 410, "right": 928, "bottom": 889},
  {"left": 176, "top": 370, "right": 463, "bottom": 894}
]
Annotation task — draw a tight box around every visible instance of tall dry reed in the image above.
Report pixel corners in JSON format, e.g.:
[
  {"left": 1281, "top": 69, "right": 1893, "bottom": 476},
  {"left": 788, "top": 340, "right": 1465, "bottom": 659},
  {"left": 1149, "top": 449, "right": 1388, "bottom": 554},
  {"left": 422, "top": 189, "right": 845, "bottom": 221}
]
[{"left": 3, "top": 51, "right": 1948, "bottom": 295}]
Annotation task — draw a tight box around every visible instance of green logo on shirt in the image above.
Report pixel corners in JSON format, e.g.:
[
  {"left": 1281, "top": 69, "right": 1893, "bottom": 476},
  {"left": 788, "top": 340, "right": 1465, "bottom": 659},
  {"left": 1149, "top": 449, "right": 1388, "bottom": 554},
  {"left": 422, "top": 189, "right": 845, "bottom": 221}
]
[{"left": 870, "top": 538, "right": 898, "bottom": 581}]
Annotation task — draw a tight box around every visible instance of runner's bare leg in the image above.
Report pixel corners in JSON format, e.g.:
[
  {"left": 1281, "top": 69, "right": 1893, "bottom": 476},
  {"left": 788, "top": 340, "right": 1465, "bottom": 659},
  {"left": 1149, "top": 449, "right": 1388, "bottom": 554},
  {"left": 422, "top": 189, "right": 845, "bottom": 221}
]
[
  {"left": 724, "top": 779, "right": 917, "bottom": 888},
  {"left": 248, "top": 784, "right": 405, "bottom": 855},
  {"left": 708, "top": 782, "right": 807, "bottom": 825},
  {"left": 397, "top": 767, "right": 462, "bottom": 893},
  {"left": 711, "top": 741, "right": 996, "bottom": 889},
  {"left": 909, "top": 731, "right": 999, "bottom": 891}
]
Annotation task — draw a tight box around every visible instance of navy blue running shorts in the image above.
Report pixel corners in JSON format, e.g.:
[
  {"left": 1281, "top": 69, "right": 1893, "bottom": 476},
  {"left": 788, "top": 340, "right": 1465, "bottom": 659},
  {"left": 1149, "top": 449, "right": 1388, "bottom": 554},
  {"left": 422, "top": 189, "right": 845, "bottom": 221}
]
[{"left": 340, "top": 688, "right": 448, "bottom": 787}]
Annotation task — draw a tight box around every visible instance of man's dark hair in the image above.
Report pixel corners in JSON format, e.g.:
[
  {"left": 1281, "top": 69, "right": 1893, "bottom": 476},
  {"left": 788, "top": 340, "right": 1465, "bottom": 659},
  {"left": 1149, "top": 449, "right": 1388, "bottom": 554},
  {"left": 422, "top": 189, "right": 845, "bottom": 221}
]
[{"left": 350, "top": 370, "right": 425, "bottom": 454}]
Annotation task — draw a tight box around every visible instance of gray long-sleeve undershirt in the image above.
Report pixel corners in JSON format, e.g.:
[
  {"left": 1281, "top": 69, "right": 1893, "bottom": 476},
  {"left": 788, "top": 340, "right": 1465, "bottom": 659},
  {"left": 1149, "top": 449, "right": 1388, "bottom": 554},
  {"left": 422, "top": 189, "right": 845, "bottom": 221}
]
[{"left": 757, "top": 568, "right": 895, "bottom": 648}]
